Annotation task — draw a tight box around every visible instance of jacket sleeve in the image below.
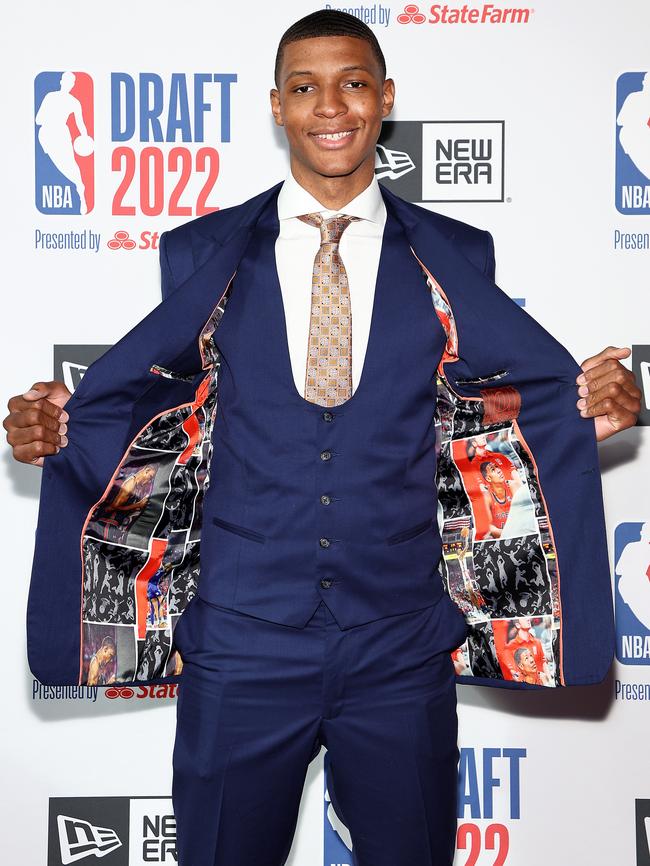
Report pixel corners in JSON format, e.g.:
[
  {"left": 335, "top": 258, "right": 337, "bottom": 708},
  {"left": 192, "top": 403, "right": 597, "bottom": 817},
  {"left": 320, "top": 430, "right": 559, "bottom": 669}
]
[
  {"left": 159, "top": 230, "right": 175, "bottom": 300},
  {"left": 483, "top": 230, "right": 496, "bottom": 281}
]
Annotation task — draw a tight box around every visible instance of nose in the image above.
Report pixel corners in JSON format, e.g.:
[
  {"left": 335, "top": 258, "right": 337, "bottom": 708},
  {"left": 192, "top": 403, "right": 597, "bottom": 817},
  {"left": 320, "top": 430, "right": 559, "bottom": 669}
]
[{"left": 313, "top": 84, "right": 348, "bottom": 118}]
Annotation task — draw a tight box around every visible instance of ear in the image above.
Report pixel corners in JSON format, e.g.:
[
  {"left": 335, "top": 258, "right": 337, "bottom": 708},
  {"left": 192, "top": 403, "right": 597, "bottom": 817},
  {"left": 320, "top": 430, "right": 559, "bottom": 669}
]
[
  {"left": 270, "top": 88, "right": 284, "bottom": 127},
  {"left": 381, "top": 78, "right": 395, "bottom": 119}
]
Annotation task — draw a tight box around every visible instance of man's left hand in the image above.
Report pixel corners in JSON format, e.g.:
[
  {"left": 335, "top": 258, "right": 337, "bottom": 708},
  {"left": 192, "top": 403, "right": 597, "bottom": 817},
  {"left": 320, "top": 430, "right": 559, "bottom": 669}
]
[{"left": 575, "top": 346, "right": 642, "bottom": 442}]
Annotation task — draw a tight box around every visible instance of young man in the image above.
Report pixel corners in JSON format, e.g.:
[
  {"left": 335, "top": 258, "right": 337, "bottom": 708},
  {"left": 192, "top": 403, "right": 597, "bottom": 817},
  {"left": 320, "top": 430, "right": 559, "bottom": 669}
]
[{"left": 4, "top": 11, "right": 642, "bottom": 866}]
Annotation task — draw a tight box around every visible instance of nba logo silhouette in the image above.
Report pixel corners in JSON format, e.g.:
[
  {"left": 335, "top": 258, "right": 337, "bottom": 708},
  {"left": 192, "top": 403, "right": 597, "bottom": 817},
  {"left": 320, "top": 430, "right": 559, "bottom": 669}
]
[
  {"left": 323, "top": 752, "right": 353, "bottom": 866},
  {"left": 614, "top": 522, "right": 650, "bottom": 665},
  {"left": 34, "top": 71, "right": 95, "bottom": 215},
  {"left": 615, "top": 72, "right": 650, "bottom": 214}
]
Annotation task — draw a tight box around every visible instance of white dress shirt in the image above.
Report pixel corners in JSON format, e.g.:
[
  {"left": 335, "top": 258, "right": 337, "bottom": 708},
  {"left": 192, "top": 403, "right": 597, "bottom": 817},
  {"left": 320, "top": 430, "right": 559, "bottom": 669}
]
[{"left": 275, "top": 172, "right": 387, "bottom": 396}]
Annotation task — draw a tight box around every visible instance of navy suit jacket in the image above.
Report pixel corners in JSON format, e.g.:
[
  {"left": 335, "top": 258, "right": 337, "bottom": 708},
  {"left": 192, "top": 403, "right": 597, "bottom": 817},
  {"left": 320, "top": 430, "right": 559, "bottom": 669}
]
[{"left": 26, "top": 181, "right": 614, "bottom": 690}]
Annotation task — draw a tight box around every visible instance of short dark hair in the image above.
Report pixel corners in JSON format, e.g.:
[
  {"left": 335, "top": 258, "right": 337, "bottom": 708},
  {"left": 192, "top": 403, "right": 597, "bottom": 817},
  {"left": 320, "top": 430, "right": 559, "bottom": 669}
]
[
  {"left": 274, "top": 10, "right": 387, "bottom": 86},
  {"left": 514, "top": 647, "right": 532, "bottom": 667},
  {"left": 479, "top": 460, "right": 496, "bottom": 480}
]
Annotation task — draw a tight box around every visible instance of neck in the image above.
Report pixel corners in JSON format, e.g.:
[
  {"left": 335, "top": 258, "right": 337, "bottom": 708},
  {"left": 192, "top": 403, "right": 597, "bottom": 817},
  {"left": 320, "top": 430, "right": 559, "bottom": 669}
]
[{"left": 289, "top": 157, "right": 376, "bottom": 210}]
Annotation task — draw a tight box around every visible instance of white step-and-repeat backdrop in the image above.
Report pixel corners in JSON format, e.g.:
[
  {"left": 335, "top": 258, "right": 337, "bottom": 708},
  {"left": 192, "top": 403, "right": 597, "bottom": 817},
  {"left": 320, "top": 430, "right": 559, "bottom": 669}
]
[{"left": 2, "top": 1, "right": 649, "bottom": 864}]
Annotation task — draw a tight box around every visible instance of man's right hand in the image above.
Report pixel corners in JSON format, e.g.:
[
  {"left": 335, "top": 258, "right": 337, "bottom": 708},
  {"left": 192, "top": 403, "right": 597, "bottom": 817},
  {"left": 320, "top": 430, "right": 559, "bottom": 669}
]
[{"left": 3, "top": 381, "right": 72, "bottom": 467}]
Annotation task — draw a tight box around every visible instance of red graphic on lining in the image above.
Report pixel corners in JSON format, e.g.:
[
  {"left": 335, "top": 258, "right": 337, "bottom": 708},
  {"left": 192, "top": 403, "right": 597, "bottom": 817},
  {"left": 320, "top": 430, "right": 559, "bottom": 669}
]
[
  {"left": 397, "top": 4, "right": 427, "bottom": 24},
  {"left": 135, "top": 537, "right": 168, "bottom": 639}
]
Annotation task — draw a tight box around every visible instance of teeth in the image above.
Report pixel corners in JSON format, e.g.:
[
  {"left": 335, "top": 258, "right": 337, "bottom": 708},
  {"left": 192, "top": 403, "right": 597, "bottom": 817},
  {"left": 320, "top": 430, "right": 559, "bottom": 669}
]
[{"left": 315, "top": 130, "right": 354, "bottom": 140}]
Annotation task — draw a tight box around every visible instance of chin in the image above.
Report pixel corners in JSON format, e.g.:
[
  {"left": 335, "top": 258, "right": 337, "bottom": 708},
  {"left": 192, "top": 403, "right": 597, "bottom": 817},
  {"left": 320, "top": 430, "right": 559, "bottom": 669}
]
[{"left": 313, "top": 157, "right": 369, "bottom": 179}]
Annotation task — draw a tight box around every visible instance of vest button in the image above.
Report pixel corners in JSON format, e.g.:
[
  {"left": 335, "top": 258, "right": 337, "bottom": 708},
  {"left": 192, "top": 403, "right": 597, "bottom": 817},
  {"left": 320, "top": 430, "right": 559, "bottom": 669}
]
[
  {"left": 320, "top": 578, "right": 333, "bottom": 589},
  {"left": 320, "top": 450, "right": 332, "bottom": 461},
  {"left": 320, "top": 494, "right": 331, "bottom": 506},
  {"left": 322, "top": 411, "right": 334, "bottom": 422},
  {"left": 319, "top": 537, "right": 331, "bottom": 548}
]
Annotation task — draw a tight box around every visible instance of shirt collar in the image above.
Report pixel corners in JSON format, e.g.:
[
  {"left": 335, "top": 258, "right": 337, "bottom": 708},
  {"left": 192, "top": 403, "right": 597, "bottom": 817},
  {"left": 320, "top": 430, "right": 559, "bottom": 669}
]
[{"left": 277, "top": 170, "right": 385, "bottom": 224}]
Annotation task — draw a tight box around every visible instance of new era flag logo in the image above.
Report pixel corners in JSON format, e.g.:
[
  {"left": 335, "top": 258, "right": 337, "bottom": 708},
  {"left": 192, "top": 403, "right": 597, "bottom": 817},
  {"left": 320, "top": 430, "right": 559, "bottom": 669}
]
[
  {"left": 637, "top": 800, "right": 650, "bottom": 865},
  {"left": 48, "top": 796, "right": 175, "bottom": 865},
  {"left": 57, "top": 814, "right": 122, "bottom": 862}
]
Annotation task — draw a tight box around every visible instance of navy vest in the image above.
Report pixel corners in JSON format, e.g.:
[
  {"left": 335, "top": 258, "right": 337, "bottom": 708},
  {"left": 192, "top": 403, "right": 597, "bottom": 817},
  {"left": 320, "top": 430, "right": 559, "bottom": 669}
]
[{"left": 197, "top": 201, "right": 465, "bottom": 634}]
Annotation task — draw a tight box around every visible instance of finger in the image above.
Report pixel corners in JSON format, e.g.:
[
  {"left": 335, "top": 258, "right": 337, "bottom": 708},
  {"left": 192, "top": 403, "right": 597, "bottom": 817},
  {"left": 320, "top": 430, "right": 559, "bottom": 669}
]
[
  {"left": 12, "top": 439, "right": 61, "bottom": 466},
  {"left": 579, "top": 388, "right": 641, "bottom": 419},
  {"left": 596, "top": 406, "right": 638, "bottom": 436},
  {"left": 576, "top": 363, "right": 642, "bottom": 400},
  {"left": 576, "top": 346, "right": 631, "bottom": 381},
  {"left": 3, "top": 404, "right": 66, "bottom": 435},
  {"left": 5, "top": 396, "right": 68, "bottom": 428},
  {"left": 6, "top": 420, "right": 66, "bottom": 449}
]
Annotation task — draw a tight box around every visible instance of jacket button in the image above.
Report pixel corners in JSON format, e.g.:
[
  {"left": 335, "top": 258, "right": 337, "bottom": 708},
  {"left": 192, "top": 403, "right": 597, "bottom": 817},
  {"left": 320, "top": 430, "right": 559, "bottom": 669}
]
[
  {"left": 320, "top": 450, "right": 332, "bottom": 461},
  {"left": 322, "top": 411, "right": 334, "bottom": 422},
  {"left": 319, "top": 537, "right": 330, "bottom": 548},
  {"left": 320, "top": 494, "right": 331, "bottom": 506},
  {"left": 320, "top": 578, "right": 333, "bottom": 589}
]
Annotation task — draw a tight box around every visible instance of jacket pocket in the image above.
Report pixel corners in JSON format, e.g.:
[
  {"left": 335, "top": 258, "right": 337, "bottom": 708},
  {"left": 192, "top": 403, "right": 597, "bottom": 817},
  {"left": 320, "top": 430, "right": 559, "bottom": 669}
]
[
  {"left": 454, "top": 369, "right": 509, "bottom": 385},
  {"left": 212, "top": 515, "right": 266, "bottom": 544},
  {"left": 149, "top": 364, "right": 197, "bottom": 383},
  {"left": 386, "top": 518, "right": 433, "bottom": 546}
]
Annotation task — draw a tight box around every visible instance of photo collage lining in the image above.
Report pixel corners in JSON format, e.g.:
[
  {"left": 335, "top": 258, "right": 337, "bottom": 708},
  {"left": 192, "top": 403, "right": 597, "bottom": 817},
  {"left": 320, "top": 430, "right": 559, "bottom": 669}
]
[
  {"left": 423, "top": 262, "right": 562, "bottom": 687},
  {"left": 78, "top": 286, "right": 231, "bottom": 686}
]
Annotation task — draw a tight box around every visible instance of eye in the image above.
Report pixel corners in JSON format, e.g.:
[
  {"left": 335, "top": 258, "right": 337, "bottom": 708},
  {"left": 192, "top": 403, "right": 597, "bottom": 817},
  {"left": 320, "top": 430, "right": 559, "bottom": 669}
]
[
  {"left": 292, "top": 84, "right": 314, "bottom": 94},
  {"left": 345, "top": 80, "right": 367, "bottom": 89}
]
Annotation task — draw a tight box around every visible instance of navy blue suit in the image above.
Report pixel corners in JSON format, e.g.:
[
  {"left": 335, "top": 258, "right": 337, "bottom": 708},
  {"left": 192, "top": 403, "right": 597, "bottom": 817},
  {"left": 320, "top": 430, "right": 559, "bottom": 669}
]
[{"left": 26, "top": 181, "right": 614, "bottom": 864}]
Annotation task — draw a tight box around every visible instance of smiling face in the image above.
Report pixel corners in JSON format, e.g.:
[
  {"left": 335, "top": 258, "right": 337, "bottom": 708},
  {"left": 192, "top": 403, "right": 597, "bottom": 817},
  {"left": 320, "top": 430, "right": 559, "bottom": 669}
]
[{"left": 270, "top": 35, "right": 394, "bottom": 194}]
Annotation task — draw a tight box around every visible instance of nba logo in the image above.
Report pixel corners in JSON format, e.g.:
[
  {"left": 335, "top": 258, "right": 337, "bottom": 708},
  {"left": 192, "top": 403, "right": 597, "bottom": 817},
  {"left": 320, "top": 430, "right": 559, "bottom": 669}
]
[
  {"left": 34, "top": 71, "right": 95, "bottom": 215},
  {"left": 615, "top": 72, "right": 650, "bottom": 215},
  {"left": 323, "top": 751, "right": 353, "bottom": 865},
  {"left": 614, "top": 522, "right": 650, "bottom": 665}
]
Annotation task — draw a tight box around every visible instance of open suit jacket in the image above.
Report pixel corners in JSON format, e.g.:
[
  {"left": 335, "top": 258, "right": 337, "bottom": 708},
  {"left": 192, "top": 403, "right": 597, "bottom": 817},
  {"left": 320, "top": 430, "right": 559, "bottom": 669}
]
[{"left": 26, "top": 181, "right": 614, "bottom": 690}]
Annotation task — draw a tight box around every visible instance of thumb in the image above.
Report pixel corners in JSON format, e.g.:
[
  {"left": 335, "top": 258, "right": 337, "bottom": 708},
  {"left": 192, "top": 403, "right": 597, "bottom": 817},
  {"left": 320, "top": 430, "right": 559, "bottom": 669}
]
[{"left": 22, "top": 380, "right": 66, "bottom": 401}]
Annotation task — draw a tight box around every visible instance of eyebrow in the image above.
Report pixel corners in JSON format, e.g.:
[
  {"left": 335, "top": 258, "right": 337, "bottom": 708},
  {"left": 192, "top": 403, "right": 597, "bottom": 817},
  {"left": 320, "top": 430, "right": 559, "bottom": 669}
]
[{"left": 284, "top": 64, "right": 374, "bottom": 82}]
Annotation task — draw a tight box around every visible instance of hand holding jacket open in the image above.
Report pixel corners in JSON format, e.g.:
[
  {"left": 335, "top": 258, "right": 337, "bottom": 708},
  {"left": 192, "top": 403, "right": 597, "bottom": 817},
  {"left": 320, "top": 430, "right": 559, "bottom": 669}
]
[{"left": 575, "top": 345, "right": 642, "bottom": 441}]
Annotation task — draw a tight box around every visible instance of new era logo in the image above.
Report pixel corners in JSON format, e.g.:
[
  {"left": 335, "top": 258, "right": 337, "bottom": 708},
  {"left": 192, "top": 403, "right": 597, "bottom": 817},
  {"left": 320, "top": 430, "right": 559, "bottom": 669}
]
[
  {"left": 376, "top": 120, "right": 505, "bottom": 203},
  {"left": 57, "top": 814, "right": 122, "bottom": 863},
  {"left": 375, "top": 144, "right": 416, "bottom": 181},
  {"left": 632, "top": 345, "right": 650, "bottom": 426},
  {"left": 637, "top": 800, "right": 650, "bottom": 865},
  {"left": 54, "top": 346, "right": 113, "bottom": 393},
  {"left": 48, "top": 796, "right": 175, "bottom": 865}
]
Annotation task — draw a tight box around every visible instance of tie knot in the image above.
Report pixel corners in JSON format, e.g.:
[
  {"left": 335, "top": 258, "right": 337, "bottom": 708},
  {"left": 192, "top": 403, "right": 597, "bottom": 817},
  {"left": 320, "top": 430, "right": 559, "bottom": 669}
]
[{"left": 298, "top": 212, "right": 359, "bottom": 245}]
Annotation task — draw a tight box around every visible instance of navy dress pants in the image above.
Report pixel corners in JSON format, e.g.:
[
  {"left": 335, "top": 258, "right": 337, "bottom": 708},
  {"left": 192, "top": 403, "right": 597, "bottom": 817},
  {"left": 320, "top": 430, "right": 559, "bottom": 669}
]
[{"left": 171, "top": 593, "right": 467, "bottom": 866}]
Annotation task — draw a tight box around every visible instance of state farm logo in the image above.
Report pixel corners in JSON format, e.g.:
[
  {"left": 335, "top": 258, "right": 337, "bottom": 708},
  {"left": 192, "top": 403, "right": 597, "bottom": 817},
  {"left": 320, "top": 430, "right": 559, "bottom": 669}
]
[
  {"left": 106, "top": 229, "right": 161, "bottom": 250},
  {"left": 105, "top": 686, "right": 136, "bottom": 699},
  {"left": 376, "top": 120, "right": 505, "bottom": 203},
  {"left": 398, "top": 3, "right": 426, "bottom": 23},
  {"left": 104, "top": 684, "right": 179, "bottom": 700},
  {"left": 107, "top": 229, "right": 136, "bottom": 250},
  {"left": 396, "top": 3, "right": 533, "bottom": 24}
]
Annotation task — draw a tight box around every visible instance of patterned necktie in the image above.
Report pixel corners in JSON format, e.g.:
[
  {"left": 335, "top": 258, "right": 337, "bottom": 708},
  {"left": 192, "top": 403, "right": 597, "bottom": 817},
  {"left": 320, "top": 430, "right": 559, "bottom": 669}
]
[{"left": 297, "top": 213, "right": 360, "bottom": 406}]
